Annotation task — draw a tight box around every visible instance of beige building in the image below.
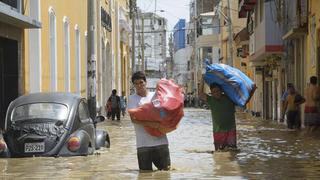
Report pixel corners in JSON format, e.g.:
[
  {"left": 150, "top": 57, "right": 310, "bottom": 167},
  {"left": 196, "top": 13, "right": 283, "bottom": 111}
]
[
  {"left": 99, "top": 0, "right": 131, "bottom": 114},
  {"left": 306, "top": 0, "right": 320, "bottom": 81},
  {"left": 219, "top": 0, "right": 247, "bottom": 67},
  {"left": 219, "top": 0, "right": 254, "bottom": 110}
]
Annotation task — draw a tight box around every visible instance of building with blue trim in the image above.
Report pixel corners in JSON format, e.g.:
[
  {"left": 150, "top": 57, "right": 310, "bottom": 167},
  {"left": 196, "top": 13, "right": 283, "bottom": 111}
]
[{"left": 173, "top": 19, "right": 186, "bottom": 52}]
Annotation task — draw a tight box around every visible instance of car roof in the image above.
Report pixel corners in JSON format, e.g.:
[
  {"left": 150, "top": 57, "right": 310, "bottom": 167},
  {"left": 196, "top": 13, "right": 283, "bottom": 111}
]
[{"left": 10, "top": 92, "right": 82, "bottom": 107}]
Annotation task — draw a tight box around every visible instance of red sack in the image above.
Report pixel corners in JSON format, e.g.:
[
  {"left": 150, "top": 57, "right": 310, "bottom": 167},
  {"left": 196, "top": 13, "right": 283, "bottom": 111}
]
[{"left": 128, "top": 79, "right": 184, "bottom": 136}]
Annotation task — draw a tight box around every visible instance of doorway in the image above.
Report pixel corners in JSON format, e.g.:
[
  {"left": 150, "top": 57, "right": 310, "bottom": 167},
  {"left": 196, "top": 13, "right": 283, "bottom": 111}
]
[
  {"left": 0, "top": 37, "right": 19, "bottom": 130},
  {"left": 317, "top": 29, "right": 320, "bottom": 83}
]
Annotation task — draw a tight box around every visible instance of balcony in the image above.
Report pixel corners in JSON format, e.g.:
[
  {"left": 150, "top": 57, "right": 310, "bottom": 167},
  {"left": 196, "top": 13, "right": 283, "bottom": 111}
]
[
  {"left": 282, "top": 14, "right": 307, "bottom": 40},
  {"left": 238, "top": 0, "right": 257, "bottom": 18},
  {"left": 282, "top": 26, "right": 307, "bottom": 40},
  {"left": 248, "top": 1, "right": 283, "bottom": 64}
]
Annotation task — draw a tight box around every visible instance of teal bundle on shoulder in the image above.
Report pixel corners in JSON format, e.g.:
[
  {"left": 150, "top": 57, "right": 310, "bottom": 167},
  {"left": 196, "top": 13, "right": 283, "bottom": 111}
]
[{"left": 204, "top": 61, "right": 256, "bottom": 107}]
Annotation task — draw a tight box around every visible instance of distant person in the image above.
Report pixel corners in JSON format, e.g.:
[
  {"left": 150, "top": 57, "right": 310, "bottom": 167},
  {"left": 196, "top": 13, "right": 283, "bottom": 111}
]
[
  {"left": 105, "top": 100, "right": 112, "bottom": 120},
  {"left": 280, "top": 83, "right": 294, "bottom": 122},
  {"left": 184, "top": 93, "right": 188, "bottom": 107},
  {"left": 108, "top": 89, "right": 121, "bottom": 121},
  {"left": 304, "top": 76, "right": 320, "bottom": 131},
  {"left": 189, "top": 93, "right": 195, "bottom": 107},
  {"left": 120, "top": 91, "right": 127, "bottom": 117},
  {"left": 186, "top": 93, "right": 191, "bottom": 107},
  {"left": 199, "top": 79, "right": 237, "bottom": 151},
  {"left": 283, "top": 85, "right": 305, "bottom": 129},
  {"left": 128, "top": 71, "right": 171, "bottom": 171}
]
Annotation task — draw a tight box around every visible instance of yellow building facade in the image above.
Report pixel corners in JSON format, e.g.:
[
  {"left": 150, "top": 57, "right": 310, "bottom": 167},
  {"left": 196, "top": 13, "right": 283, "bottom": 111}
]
[
  {"left": 97, "top": 0, "right": 112, "bottom": 109},
  {"left": 97, "top": 0, "right": 131, "bottom": 113},
  {"left": 110, "top": 0, "right": 131, "bottom": 98},
  {"left": 24, "top": 0, "right": 88, "bottom": 96},
  {"left": 22, "top": 0, "right": 131, "bottom": 114}
]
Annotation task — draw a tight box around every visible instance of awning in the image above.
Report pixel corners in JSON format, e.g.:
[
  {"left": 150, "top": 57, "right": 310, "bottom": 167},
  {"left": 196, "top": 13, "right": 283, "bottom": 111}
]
[
  {"left": 234, "top": 27, "right": 249, "bottom": 46},
  {"left": 0, "top": 3, "right": 41, "bottom": 29}
]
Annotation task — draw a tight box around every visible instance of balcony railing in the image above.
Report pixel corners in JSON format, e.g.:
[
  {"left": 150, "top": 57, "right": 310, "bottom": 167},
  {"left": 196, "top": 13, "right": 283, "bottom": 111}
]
[{"left": 282, "top": 0, "right": 308, "bottom": 40}]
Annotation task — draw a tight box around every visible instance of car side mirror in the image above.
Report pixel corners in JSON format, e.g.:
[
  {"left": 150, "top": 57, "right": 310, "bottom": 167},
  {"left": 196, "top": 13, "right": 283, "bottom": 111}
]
[{"left": 95, "top": 115, "right": 105, "bottom": 124}]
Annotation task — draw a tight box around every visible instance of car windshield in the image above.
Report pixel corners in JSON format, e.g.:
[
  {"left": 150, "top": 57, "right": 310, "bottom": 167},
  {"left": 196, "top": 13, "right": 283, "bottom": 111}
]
[{"left": 12, "top": 103, "right": 68, "bottom": 122}]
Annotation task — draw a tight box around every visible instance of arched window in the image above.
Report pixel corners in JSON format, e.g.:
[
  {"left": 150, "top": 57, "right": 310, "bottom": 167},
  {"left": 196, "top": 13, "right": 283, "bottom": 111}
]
[
  {"left": 63, "top": 16, "right": 70, "bottom": 92},
  {"left": 49, "top": 7, "right": 57, "bottom": 91},
  {"left": 75, "top": 25, "right": 81, "bottom": 95}
]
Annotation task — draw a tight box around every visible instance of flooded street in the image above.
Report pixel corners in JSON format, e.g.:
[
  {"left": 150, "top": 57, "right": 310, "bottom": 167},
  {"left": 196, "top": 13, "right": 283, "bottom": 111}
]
[{"left": 1, "top": 108, "right": 320, "bottom": 179}]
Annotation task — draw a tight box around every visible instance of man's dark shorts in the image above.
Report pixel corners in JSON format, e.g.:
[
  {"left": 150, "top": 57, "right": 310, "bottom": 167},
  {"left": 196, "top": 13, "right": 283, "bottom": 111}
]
[{"left": 137, "top": 144, "right": 170, "bottom": 171}]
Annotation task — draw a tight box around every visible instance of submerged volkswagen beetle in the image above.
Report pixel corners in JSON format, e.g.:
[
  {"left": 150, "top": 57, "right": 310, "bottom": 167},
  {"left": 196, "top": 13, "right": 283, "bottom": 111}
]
[{"left": 0, "top": 92, "right": 110, "bottom": 157}]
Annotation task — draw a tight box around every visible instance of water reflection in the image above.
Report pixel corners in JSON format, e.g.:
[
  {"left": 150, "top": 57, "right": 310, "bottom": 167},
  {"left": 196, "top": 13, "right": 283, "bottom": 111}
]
[{"left": 1, "top": 108, "right": 320, "bottom": 179}]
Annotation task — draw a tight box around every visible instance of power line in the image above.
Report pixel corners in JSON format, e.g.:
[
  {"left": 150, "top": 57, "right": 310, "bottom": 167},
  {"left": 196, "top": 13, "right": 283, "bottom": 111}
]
[{"left": 136, "top": 24, "right": 242, "bottom": 33}]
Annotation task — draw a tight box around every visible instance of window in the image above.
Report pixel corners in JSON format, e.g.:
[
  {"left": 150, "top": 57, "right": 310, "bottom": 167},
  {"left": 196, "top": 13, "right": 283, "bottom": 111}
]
[
  {"left": 78, "top": 101, "right": 90, "bottom": 123},
  {"left": 75, "top": 25, "right": 81, "bottom": 95},
  {"left": 49, "top": 7, "right": 57, "bottom": 91},
  {"left": 63, "top": 17, "right": 70, "bottom": 92},
  {"left": 101, "top": 7, "right": 112, "bottom": 31},
  {"left": 0, "top": 0, "right": 17, "bottom": 9},
  {"left": 12, "top": 103, "right": 68, "bottom": 122}
]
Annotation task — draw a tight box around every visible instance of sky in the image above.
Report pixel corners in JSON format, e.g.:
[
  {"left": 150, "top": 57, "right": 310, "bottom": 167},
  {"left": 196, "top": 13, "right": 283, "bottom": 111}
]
[{"left": 137, "top": 0, "right": 190, "bottom": 32}]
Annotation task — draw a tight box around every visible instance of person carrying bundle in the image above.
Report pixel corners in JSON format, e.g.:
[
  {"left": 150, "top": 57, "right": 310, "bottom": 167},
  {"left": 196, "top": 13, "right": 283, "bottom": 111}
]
[
  {"left": 199, "top": 79, "right": 237, "bottom": 151},
  {"left": 127, "top": 71, "right": 171, "bottom": 171},
  {"left": 200, "top": 62, "right": 256, "bottom": 151}
]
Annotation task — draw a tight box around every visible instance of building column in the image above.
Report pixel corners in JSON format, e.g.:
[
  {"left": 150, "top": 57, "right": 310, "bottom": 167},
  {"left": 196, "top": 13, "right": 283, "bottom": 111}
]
[{"left": 29, "top": 0, "right": 41, "bottom": 92}]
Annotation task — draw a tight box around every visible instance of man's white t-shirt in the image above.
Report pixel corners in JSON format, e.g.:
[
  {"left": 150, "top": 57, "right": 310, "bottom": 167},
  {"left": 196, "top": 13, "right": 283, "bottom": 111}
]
[{"left": 128, "top": 91, "right": 168, "bottom": 148}]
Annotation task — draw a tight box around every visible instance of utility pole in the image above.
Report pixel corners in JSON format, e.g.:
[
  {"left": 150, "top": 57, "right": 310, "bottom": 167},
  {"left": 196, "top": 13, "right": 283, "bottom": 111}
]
[
  {"left": 87, "top": 0, "right": 97, "bottom": 119},
  {"left": 168, "top": 33, "right": 174, "bottom": 78},
  {"left": 141, "top": 16, "right": 145, "bottom": 72},
  {"left": 226, "top": 0, "right": 233, "bottom": 66},
  {"left": 130, "top": 0, "right": 137, "bottom": 72},
  {"left": 194, "top": 1, "right": 199, "bottom": 107}
]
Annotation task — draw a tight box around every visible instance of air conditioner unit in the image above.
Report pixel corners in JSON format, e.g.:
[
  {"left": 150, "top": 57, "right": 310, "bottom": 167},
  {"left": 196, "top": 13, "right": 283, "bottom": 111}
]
[{"left": 249, "top": 33, "right": 255, "bottom": 55}]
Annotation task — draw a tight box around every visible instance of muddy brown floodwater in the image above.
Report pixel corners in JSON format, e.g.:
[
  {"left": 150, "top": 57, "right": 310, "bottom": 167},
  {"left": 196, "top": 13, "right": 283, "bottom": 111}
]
[{"left": 1, "top": 108, "right": 320, "bottom": 179}]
